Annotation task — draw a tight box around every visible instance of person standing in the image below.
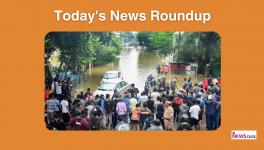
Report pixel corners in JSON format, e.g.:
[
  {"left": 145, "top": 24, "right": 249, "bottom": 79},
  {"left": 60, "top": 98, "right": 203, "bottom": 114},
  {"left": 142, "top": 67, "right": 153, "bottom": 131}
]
[
  {"left": 45, "top": 94, "right": 60, "bottom": 123},
  {"left": 55, "top": 81, "right": 62, "bottom": 100},
  {"left": 163, "top": 101, "right": 174, "bottom": 130},
  {"left": 189, "top": 100, "right": 201, "bottom": 130},
  {"left": 129, "top": 84, "right": 139, "bottom": 97},
  {"left": 131, "top": 103, "right": 141, "bottom": 130},
  {"left": 156, "top": 65, "right": 161, "bottom": 74},
  {"left": 60, "top": 96, "right": 70, "bottom": 126},
  {"left": 170, "top": 76, "right": 177, "bottom": 93},
  {"left": 204, "top": 95, "right": 217, "bottom": 130},
  {"left": 156, "top": 97, "right": 165, "bottom": 129},
  {"left": 146, "top": 96, "right": 155, "bottom": 114},
  {"left": 139, "top": 103, "right": 151, "bottom": 130},
  {"left": 93, "top": 94, "right": 100, "bottom": 106},
  {"left": 172, "top": 94, "right": 183, "bottom": 123},
  {"left": 179, "top": 100, "right": 189, "bottom": 121},
  {"left": 130, "top": 94, "right": 138, "bottom": 110},
  {"left": 139, "top": 92, "right": 148, "bottom": 105},
  {"left": 116, "top": 98, "right": 127, "bottom": 122},
  {"left": 122, "top": 93, "right": 131, "bottom": 123},
  {"left": 105, "top": 94, "right": 113, "bottom": 129},
  {"left": 85, "top": 88, "right": 92, "bottom": 98},
  {"left": 215, "top": 100, "right": 221, "bottom": 129},
  {"left": 146, "top": 74, "right": 154, "bottom": 88},
  {"left": 99, "top": 94, "right": 106, "bottom": 112},
  {"left": 151, "top": 88, "right": 160, "bottom": 107},
  {"left": 163, "top": 65, "right": 169, "bottom": 77}
]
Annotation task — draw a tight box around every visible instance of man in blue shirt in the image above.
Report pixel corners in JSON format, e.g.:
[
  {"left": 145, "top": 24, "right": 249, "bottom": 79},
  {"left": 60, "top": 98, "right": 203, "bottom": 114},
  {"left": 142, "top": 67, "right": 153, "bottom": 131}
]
[
  {"left": 100, "top": 94, "right": 106, "bottom": 112},
  {"left": 204, "top": 94, "right": 217, "bottom": 130}
]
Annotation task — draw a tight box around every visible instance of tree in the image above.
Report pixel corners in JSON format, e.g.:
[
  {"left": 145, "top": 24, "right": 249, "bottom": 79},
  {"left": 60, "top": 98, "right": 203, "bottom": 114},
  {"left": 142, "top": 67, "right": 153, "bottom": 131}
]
[
  {"left": 137, "top": 32, "right": 152, "bottom": 49},
  {"left": 179, "top": 32, "right": 221, "bottom": 75},
  {"left": 136, "top": 31, "right": 220, "bottom": 75},
  {"left": 44, "top": 33, "right": 56, "bottom": 81},
  {"left": 45, "top": 32, "right": 123, "bottom": 77},
  {"left": 137, "top": 32, "right": 174, "bottom": 55},
  {"left": 148, "top": 32, "right": 174, "bottom": 55}
]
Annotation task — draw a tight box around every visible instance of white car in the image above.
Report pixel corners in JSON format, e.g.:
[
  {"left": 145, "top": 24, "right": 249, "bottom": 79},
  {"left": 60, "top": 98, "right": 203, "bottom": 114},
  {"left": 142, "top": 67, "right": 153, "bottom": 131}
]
[
  {"left": 101, "top": 71, "right": 122, "bottom": 84},
  {"left": 93, "top": 80, "right": 131, "bottom": 98}
]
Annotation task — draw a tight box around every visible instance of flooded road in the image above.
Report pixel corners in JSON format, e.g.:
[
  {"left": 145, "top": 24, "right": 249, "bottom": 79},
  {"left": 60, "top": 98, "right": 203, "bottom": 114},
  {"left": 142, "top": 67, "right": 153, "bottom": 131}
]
[
  {"left": 73, "top": 46, "right": 202, "bottom": 96},
  {"left": 73, "top": 47, "right": 163, "bottom": 95}
]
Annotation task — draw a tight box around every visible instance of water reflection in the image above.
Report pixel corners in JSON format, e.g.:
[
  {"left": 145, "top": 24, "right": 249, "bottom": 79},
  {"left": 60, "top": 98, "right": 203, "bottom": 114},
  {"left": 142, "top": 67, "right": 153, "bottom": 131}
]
[{"left": 73, "top": 47, "right": 162, "bottom": 95}]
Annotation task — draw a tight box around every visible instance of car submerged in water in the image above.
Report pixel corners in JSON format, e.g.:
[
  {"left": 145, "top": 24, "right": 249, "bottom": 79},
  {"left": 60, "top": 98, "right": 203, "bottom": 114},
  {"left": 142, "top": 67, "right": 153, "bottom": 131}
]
[
  {"left": 101, "top": 70, "right": 122, "bottom": 84},
  {"left": 93, "top": 80, "right": 131, "bottom": 98}
]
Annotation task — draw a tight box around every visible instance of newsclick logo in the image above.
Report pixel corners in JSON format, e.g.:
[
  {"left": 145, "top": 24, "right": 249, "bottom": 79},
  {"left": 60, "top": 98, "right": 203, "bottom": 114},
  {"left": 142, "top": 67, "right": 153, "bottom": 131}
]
[{"left": 231, "top": 130, "right": 257, "bottom": 140}]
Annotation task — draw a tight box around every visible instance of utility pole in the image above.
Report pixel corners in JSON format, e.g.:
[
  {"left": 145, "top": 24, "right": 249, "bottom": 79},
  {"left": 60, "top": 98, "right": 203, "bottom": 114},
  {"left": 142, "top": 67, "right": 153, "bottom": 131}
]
[{"left": 177, "top": 32, "right": 181, "bottom": 74}]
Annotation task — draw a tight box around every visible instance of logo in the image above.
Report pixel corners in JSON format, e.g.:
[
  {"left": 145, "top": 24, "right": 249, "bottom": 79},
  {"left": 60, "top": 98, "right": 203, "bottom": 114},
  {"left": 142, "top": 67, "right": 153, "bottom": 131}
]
[{"left": 231, "top": 130, "right": 257, "bottom": 140}]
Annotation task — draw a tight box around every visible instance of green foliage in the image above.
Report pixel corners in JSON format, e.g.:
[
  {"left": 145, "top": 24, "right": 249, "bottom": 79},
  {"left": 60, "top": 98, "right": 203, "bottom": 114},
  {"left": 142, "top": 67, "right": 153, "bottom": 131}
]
[
  {"left": 137, "top": 32, "right": 174, "bottom": 55},
  {"left": 148, "top": 32, "right": 174, "bottom": 55},
  {"left": 45, "top": 32, "right": 123, "bottom": 75},
  {"left": 178, "top": 32, "right": 221, "bottom": 75},
  {"left": 137, "top": 32, "right": 152, "bottom": 49},
  {"left": 94, "top": 46, "right": 118, "bottom": 66},
  {"left": 136, "top": 31, "right": 221, "bottom": 75},
  {"left": 44, "top": 33, "right": 56, "bottom": 78}
]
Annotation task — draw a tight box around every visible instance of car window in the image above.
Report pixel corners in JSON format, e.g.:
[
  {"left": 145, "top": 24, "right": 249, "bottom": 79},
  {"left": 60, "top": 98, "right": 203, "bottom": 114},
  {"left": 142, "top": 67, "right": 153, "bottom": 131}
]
[
  {"left": 116, "top": 82, "right": 122, "bottom": 89},
  {"left": 104, "top": 73, "right": 118, "bottom": 79},
  {"left": 121, "top": 81, "right": 127, "bottom": 87}
]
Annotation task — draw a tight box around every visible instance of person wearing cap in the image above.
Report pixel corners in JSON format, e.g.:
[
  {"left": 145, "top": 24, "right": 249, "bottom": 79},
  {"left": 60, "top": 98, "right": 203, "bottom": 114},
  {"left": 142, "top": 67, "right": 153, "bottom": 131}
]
[{"left": 163, "top": 101, "right": 174, "bottom": 130}]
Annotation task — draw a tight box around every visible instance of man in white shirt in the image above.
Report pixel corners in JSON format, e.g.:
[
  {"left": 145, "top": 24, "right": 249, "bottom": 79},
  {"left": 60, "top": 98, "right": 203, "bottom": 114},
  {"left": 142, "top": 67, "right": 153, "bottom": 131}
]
[
  {"left": 151, "top": 88, "right": 160, "bottom": 106},
  {"left": 139, "top": 92, "right": 148, "bottom": 105},
  {"left": 189, "top": 100, "right": 201, "bottom": 130},
  {"left": 60, "top": 98, "right": 70, "bottom": 125},
  {"left": 55, "top": 81, "right": 62, "bottom": 100}
]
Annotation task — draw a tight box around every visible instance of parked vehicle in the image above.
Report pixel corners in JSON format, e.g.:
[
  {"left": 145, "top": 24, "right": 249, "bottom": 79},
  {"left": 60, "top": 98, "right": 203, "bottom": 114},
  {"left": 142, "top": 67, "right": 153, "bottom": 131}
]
[{"left": 93, "top": 80, "right": 131, "bottom": 98}]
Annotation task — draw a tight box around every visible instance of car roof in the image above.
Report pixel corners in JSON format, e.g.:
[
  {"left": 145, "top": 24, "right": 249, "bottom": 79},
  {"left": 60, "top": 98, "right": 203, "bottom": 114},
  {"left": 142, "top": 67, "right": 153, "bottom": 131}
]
[{"left": 105, "top": 70, "right": 120, "bottom": 74}]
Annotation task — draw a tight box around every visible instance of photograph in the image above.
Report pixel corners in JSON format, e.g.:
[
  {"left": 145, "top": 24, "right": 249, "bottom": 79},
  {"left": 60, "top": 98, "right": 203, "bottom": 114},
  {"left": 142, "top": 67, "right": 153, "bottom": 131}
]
[{"left": 44, "top": 31, "right": 221, "bottom": 131}]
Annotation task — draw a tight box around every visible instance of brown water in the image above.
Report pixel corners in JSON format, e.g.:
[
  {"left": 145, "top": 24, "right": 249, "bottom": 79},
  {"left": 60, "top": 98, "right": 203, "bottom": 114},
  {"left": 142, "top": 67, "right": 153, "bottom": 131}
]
[{"left": 73, "top": 47, "right": 202, "bottom": 96}]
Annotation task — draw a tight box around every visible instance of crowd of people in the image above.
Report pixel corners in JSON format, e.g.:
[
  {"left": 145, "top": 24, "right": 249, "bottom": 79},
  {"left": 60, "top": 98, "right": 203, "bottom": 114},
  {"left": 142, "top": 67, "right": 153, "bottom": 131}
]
[{"left": 45, "top": 74, "right": 221, "bottom": 131}]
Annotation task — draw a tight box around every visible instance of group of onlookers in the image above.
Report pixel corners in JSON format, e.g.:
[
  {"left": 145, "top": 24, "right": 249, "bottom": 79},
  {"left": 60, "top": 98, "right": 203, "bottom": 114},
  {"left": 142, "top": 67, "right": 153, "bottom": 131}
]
[{"left": 45, "top": 75, "right": 221, "bottom": 131}]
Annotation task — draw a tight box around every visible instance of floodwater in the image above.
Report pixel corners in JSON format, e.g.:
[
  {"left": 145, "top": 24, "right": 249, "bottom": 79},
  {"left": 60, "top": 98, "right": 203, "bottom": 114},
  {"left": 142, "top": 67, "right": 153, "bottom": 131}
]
[{"left": 73, "top": 46, "right": 202, "bottom": 96}]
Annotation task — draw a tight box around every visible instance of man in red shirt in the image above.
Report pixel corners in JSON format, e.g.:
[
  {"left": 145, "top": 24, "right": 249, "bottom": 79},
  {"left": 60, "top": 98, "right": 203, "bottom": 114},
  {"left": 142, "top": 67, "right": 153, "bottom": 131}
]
[{"left": 172, "top": 94, "right": 183, "bottom": 123}]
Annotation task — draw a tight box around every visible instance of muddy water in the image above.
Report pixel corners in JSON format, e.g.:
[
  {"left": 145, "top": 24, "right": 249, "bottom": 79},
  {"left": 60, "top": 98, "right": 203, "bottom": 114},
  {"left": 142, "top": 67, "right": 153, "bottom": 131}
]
[{"left": 73, "top": 47, "right": 202, "bottom": 96}]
